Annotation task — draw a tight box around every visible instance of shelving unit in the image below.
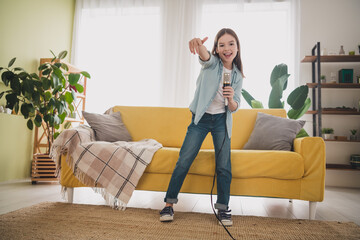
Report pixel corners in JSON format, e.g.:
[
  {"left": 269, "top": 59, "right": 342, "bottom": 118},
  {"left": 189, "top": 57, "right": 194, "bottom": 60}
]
[
  {"left": 301, "top": 42, "right": 360, "bottom": 171},
  {"left": 326, "top": 164, "right": 359, "bottom": 171},
  {"left": 31, "top": 58, "right": 87, "bottom": 184},
  {"left": 325, "top": 139, "right": 360, "bottom": 143}
]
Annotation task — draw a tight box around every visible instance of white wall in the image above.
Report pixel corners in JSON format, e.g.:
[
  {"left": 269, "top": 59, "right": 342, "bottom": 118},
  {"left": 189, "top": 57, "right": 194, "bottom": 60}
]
[{"left": 300, "top": 0, "right": 360, "bottom": 188}]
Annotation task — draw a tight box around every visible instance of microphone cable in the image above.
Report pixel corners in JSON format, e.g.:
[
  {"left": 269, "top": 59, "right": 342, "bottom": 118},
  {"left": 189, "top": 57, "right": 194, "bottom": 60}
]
[{"left": 210, "top": 109, "right": 236, "bottom": 240}]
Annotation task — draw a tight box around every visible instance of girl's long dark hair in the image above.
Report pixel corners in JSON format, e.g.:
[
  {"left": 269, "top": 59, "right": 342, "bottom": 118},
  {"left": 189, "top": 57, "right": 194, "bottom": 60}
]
[{"left": 211, "top": 28, "right": 244, "bottom": 77}]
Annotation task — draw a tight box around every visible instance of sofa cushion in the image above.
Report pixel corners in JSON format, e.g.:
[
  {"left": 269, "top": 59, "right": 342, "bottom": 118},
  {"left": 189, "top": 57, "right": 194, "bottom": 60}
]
[
  {"left": 243, "top": 112, "right": 305, "bottom": 151},
  {"left": 82, "top": 111, "right": 132, "bottom": 142},
  {"left": 146, "top": 147, "right": 304, "bottom": 180}
]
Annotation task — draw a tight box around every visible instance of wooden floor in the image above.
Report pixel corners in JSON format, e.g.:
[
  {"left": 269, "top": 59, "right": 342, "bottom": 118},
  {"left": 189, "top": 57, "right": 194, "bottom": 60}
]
[{"left": 0, "top": 179, "right": 359, "bottom": 225}]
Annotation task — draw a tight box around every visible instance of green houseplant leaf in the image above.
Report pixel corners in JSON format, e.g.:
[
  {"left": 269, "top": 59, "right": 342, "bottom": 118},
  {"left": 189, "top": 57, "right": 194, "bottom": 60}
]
[
  {"left": 287, "top": 85, "right": 309, "bottom": 110},
  {"left": 34, "top": 114, "right": 42, "bottom": 127},
  {"left": 287, "top": 98, "right": 311, "bottom": 119},
  {"left": 270, "top": 63, "right": 289, "bottom": 90},
  {"left": 81, "top": 71, "right": 91, "bottom": 78},
  {"left": 5, "top": 93, "right": 18, "bottom": 109},
  {"left": 27, "top": 119, "right": 33, "bottom": 130},
  {"left": 296, "top": 128, "right": 309, "bottom": 138},
  {"left": 58, "top": 50, "right": 68, "bottom": 59},
  {"left": 75, "top": 84, "right": 84, "bottom": 93},
  {"left": 268, "top": 74, "right": 289, "bottom": 108},
  {"left": 251, "top": 100, "right": 264, "bottom": 108},
  {"left": 241, "top": 89, "right": 256, "bottom": 108},
  {"left": 2, "top": 71, "right": 15, "bottom": 86},
  {"left": 68, "top": 73, "right": 80, "bottom": 85},
  {"left": 8, "top": 58, "right": 16, "bottom": 68}
]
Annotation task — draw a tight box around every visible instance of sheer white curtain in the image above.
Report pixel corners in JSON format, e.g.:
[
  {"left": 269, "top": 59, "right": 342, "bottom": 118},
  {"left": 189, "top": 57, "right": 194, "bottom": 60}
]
[
  {"left": 199, "top": 0, "right": 299, "bottom": 109},
  {"left": 160, "top": 0, "right": 202, "bottom": 107},
  {"left": 72, "top": 0, "right": 162, "bottom": 113},
  {"left": 72, "top": 0, "right": 298, "bottom": 113}
]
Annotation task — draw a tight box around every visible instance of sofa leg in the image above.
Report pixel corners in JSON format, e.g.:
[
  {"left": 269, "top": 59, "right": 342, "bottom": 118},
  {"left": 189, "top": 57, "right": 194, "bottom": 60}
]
[
  {"left": 309, "top": 201, "right": 317, "bottom": 220},
  {"left": 67, "top": 187, "right": 74, "bottom": 203}
]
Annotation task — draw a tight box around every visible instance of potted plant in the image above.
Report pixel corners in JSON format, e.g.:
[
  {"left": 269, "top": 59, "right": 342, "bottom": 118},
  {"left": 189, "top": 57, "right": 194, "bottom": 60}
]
[
  {"left": 321, "top": 128, "right": 334, "bottom": 140},
  {"left": 350, "top": 129, "right": 358, "bottom": 141},
  {"left": 0, "top": 50, "right": 91, "bottom": 153},
  {"left": 321, "top": 75, "right": 326, "bottom": 83},
  {"left": 241, "top": 63, "right": 311, "bottom": 138}
]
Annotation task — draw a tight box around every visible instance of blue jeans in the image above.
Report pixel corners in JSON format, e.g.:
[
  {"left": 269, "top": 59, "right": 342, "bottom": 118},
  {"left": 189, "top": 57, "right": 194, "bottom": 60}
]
[{"left": 164, "top": 112, "right": 232, "bottom": 210}]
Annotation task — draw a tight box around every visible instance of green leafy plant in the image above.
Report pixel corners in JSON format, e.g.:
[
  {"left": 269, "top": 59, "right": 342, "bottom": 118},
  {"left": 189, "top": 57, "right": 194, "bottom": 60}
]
[
  {"left": 321, "top": 128, "right": 334, "bottom": 134},
  {"left": 0, "top": 50, "right": 91, "bottom": 153},
  {"left": 350, "top": 129, "right": 357, "bottom": 135},
  {"left": 241, "top": 63, "right": 311, "bottom": 137}
]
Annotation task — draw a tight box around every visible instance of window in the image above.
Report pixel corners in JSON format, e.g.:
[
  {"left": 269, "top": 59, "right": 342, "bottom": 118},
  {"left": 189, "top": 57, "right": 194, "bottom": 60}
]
[
  {"left": 73, "top": 0, "right": 297, "bottom": 112},
  {"left": 74, "top": 3, "right": 161, "bottom": 113},
  {"left": 199, "top": 1, "right": 295, "bottom": 108}
]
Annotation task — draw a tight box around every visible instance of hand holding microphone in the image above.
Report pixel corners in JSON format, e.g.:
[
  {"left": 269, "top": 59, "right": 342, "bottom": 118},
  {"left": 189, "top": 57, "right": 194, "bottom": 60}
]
[{"left": 223, "top": 73, "right": 231, "bottom": 106}]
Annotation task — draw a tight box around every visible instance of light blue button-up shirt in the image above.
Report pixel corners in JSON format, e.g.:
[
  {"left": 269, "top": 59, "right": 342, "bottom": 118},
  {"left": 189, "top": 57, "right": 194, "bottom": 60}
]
[{"left": 189, "top": 54, "right": 243, "bottom": 138}]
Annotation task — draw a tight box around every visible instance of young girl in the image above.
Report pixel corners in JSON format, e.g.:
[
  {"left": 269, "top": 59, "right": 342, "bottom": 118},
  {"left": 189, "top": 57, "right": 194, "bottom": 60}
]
[{"left": 160, "top": 28, "right": 244, "bottom": 226}]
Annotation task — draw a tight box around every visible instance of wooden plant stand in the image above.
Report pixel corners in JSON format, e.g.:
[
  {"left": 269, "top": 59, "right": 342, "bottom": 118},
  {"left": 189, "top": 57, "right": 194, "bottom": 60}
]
[
  {"left": 31, "top": 153, "right": 58, "bottom": 184},
  {"left": 30, "top": 58, "right": 88, "bottom": 184}
]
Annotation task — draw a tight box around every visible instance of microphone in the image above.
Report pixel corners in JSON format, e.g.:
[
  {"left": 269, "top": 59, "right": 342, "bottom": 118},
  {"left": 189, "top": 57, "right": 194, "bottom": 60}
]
[{"left": 223, "top": 73, "right": 231, "bottom": 106}]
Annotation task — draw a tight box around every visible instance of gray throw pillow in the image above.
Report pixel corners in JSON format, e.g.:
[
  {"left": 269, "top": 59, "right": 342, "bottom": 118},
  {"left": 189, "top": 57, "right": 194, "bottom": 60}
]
[
  {"left": 82, "top": 111, "right": 132, "bottom": 142},
  {"left": 243, "top": 112, "right": 305, "bottom": 151}
]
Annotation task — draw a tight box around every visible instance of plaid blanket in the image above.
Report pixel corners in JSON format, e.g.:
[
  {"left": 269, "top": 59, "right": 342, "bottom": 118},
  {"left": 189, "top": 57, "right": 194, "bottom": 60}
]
[{"left": 50, "top": 125, "right": 162, "bottom": 209}]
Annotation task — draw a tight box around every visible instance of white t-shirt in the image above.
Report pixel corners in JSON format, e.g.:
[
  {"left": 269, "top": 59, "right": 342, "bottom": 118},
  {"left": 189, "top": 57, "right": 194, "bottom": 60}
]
[{"left": 206, "top": 67, "right": 232, "bottom": 114}]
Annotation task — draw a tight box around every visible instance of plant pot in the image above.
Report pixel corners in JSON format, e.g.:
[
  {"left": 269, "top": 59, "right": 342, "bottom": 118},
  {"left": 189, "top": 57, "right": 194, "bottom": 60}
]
[
  {"left": 350, "top": 135, "right": 358, "bottom": 141},
  {"left": 323, "top": 134, "right": 334, "bottom": 140}
]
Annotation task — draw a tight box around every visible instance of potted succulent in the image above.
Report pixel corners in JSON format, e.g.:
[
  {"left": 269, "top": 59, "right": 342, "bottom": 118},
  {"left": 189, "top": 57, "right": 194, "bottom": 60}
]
[
  {"left": 0, "top": 50, "right": 91, "bottom": 153},
  {"left": 320, "top": 75, "right": 326, "bottom": 83},
  {"left": 321, "top": 128, "right": 334, "bottom": 140},
  {"left": 350, "top": 129, "right": 358, "bottom": 141}
]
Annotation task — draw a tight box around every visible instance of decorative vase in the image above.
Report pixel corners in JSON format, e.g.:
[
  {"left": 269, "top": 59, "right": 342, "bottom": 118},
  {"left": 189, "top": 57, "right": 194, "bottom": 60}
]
[
  {"left": 323, "top": 134, "right": 334, "bottom": 140},
  {"left": 330, "top": 72, "right": 336, "bottom": 83},
  {"left": 321, "top": 48, "right": 328, "bottom": 55},
  {"left": 339, "top": 45, "right": 345, "bottom": 55},
  {"left": 350, "top": 135, "right": 357, "bottom": 141}
]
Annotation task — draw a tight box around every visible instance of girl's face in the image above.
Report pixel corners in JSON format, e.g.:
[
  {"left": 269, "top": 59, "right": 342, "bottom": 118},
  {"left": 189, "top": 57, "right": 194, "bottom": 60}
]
[{"left": 216, "top": 33, "right": 238, "bottom": 68}]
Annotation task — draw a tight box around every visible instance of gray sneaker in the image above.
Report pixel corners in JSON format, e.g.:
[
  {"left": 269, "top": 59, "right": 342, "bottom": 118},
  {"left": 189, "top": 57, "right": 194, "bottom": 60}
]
[
  {"left": 218, "top": 208, "right": 233, "bottom": 226},
  {"left": 160, "top": 206, "right": 174, "bottom": 222}
]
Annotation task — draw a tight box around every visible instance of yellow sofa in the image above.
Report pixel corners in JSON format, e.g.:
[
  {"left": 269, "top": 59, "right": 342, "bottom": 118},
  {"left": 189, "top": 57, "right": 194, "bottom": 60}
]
[{"left": 60, "top": 106, "right": 325, "bottom": 219}]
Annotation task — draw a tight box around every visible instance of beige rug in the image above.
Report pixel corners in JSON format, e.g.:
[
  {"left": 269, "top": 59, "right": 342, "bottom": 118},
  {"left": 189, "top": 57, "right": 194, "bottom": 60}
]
[{"left": 0, "top": 202, "right": 359, "bottom": 240}]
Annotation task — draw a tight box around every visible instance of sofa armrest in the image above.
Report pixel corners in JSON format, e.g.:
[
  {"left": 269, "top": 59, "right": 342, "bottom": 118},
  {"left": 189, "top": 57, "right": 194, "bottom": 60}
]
[{"left": 294, "top": 137, "right": 326, "bottom": 201}]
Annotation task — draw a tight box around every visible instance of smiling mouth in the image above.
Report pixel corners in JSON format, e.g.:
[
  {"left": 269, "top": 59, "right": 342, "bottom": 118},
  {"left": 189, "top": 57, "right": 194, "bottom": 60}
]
[{"left": 224, "top": 52, "right": 232, "bottom": 58}]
